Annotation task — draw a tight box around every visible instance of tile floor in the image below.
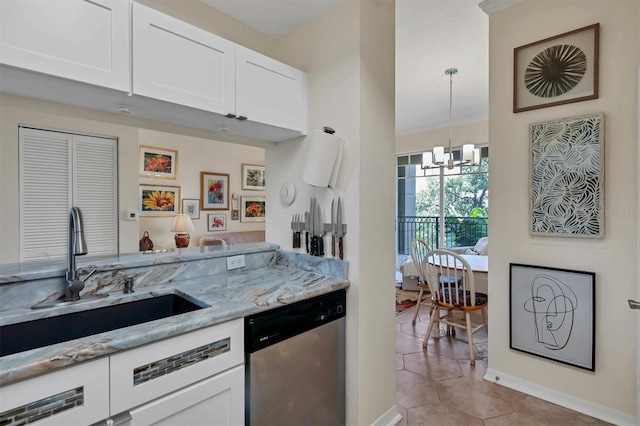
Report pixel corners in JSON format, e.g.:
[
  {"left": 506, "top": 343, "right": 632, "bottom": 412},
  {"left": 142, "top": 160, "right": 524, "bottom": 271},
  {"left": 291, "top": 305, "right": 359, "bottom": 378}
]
[{"left": 395, "top": 305, "right": 611, "bottom": 426}]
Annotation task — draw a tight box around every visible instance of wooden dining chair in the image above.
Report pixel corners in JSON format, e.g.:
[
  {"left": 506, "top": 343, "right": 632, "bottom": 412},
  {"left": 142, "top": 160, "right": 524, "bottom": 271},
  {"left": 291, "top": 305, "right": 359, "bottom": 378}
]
[
  {"left": 409, "top": 238, "right": 432, "bottom": 324},
  {"left": 420, "top": 249, "right": 488, "bottom": 365}
]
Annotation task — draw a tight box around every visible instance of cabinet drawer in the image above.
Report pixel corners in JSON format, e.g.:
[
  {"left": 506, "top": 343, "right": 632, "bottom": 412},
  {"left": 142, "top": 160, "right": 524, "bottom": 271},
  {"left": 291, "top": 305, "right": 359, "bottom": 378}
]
[
  {"left": 0, "top": 357, "right": 109, "bottom": 426},
  {"left": 110, "top": 319, "right": 244, "bottom": 414}
]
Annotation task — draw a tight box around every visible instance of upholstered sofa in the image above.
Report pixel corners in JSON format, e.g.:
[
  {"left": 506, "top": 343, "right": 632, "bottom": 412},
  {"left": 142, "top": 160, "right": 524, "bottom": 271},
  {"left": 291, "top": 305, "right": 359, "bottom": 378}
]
[{"left": 199, "top": 230, "right": 265, "bottom": 247}]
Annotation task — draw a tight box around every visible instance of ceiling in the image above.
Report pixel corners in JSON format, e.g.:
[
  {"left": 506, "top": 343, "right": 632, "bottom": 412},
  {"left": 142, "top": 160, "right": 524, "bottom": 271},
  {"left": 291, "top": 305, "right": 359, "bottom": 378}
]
[{"left": 199, "top": 0, "right": 489, "bottom": 135}]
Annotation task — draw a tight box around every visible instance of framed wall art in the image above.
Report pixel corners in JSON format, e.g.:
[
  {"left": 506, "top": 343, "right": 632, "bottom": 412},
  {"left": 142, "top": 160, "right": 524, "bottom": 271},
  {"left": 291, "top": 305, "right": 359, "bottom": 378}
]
[
  {"left": 514, "top": 23, "right": 599, "bottom": 113},
  {"left": 529, "top": 113, "right": 604, "bottom": 238},
  {"left": 241, "top": 164, "right": 266, "bottom": 190},
  {"left": 241, "top": 196, "right": 266, "bottom": 222},
  {"left": 510, "top": 263, "right": 595, "bottom": 371},
  {"left": 207, "top": 214, "right": 226, "bottom": 231},
  {"left": 139, "top": 184, "right": 180, "bottom": 216},
  {"left": 200, "top": 172, "right": 229, "bottom": 210},
  {"left": 182, "top": 199, "right": 200, "bottom": 219},
  {"left": 139, "top": 145, "right": 178, "bottom": 179}
]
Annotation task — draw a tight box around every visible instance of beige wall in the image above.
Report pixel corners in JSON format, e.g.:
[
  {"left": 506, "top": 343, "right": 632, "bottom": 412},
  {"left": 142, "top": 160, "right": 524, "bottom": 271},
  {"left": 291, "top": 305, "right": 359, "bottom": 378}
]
[
  {"left": 269, "top": 1, "right": 398, "bottom": 424},
  {"left": 0, "top": 97, "right": 265, "bottom": 262},
  {"left": 395, "top": 120, "right": 488, "bottom": 155},
  {"left": 488, "top": 0, "right": 638, "bottom": 420},
  {"left": 138, "top": 129, "right": 264, "bottom": 249}
]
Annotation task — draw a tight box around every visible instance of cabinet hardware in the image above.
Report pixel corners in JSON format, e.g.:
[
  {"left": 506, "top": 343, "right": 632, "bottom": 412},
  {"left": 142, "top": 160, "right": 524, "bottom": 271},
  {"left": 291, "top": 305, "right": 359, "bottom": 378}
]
[{"left": 629, "top": 299, "right": 640, "bottom": 309}]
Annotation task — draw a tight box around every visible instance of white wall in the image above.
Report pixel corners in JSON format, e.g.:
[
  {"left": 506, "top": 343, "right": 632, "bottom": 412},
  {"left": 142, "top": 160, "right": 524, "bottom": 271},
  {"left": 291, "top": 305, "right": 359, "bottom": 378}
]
[
  {"left": 269, "top": 1, "right": 398, "bottom": 424},
  {"left": 488, "top": 0, "right": 639, "bottom": 421},
  {"left": 138, "top": 129, "right": 264, "bottom": 249}
]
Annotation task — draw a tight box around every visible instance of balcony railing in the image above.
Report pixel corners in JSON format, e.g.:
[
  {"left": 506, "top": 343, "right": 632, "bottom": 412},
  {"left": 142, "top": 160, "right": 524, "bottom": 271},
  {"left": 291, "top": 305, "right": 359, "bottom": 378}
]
[{"left": 397, "top": 216, "right": 488, "bottom": 255}]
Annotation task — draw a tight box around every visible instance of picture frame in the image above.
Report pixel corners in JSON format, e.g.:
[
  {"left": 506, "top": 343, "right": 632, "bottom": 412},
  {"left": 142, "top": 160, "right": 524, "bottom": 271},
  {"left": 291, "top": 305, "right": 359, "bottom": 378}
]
[
  {"left": 514, "top": 23, "right": 599, "bottom": 113},
  {"left": 241, "top": 164, "right": 266, "bottom": 190},
  {"left": 139, "top": 184, "right": 180, "bottom": 216},
  {"left": 231, "top": 210, "right": 240, "bottom": 221},
  {"left": 182, "top": 199, "right": 200, "bottom": 220},
  {"left": 510, "top": 263, "right": 595, "bottom": 371},
  {"left": 530, "top": 113, "right": 604, "bottom": 238},
  {"left": 200, "top": 172, "right": 230, "bottom": 211},
  {"left": 139, "top": 145, "right": 178, "bottom": 179},
  {"left": 241, "top": 196, "right": 266, "bottom": 222},
  {"left": 207, "top": 214, "right": 226, "bottom": 232}
]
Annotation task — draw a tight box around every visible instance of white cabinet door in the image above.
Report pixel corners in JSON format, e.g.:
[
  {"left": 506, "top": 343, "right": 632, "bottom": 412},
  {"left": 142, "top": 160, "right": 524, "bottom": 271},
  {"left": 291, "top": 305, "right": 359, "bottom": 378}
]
[
  {"left": 0, "top": 358, "right": 109, "bottom": 426},
  {"left": 0, "top": 0, "right": 130, "bottom": 91},
  {"left": 128, "top": 365, "right": 244, "bottom": 426},
  {"left": 110, "top": 319, "right": 244, "bottom": 415},
  {"left": 236, "top": 46, "right": 307, "bottom": 133},
  {"left": 132, "top": 2, "right": 236, "bottom": 116}
]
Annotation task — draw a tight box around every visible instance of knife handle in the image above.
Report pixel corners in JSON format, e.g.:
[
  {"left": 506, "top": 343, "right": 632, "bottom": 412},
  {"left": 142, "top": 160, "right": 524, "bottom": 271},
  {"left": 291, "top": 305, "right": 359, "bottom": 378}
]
[
  {"left": 293, "top": 232, "right": 298, "bottom": 248},
  {"left": 319, "top": 236, "right": 324, "bottom": 256},
  {"left": 310, "top": 236, "right": 318, "bottom": 256},
  {"left": 331, "top": 235, "right": 336, "bottom": 257},
  {"left": 305, "top": 232, "right": 309, "bottom": 253},
  {"left": 338, "top": 237, "right": 343, "bottom": 260}
]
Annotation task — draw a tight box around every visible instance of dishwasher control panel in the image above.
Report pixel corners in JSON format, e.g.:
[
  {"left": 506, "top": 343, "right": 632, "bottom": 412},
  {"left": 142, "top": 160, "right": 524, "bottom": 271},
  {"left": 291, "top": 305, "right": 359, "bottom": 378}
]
[{"left": 245, "top": 289, "right": 346, "bottom": 353}]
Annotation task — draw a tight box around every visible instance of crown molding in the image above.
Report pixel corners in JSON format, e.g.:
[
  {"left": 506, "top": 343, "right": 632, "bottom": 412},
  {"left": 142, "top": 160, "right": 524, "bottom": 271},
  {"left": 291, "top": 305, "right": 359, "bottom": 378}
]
[{"left": 478, "top": 0, "right": 524, "bottom": 15}]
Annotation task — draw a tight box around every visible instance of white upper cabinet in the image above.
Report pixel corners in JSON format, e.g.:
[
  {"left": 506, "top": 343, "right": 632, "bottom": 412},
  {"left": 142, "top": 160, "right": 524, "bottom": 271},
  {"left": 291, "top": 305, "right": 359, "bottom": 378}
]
[
  {"left": 0, "top": 0, "right": 130, "bottom": 92},
  {"left": 132, "top": 2, "right": 236, "bottom": 115},
  {"left": 236, "top": 46, "right": 307, "bottom": 133}
]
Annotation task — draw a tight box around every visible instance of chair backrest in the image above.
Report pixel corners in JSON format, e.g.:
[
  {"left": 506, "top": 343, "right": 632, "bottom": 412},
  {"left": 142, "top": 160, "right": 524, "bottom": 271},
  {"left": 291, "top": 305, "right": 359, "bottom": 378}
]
[
  {"left": 410, "top": 238, "right": 431, "bottom": 284},
  {"left": 422, "top": 249, "right": 477, "bottom": 307}
]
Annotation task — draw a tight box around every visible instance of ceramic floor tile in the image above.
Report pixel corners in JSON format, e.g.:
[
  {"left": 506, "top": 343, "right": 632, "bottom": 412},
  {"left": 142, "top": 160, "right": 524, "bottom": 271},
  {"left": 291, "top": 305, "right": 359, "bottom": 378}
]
[
  {"left": 424, "top": 333, "right": 484, "bottom": 362},
  {"left": 403, "top": 351, "right": 463, "bottom": 381},
  {"left": 400, "top": 320, "right": 428, "bottom": 339},
  {"left": 436, "top": 376, "right": 515, "bottom": 419},
  {"left": 396, "top": 352, "right": 405, "bottom": 370},
  {"left": 396, "top": 404, "right": 408, "bottom": 426},
  {"left": 407, "top": 403, "right": 484, "bottom": 426},
  {"left": 504, "top": 395, "right": 613, "bottom": 426},
  {"left": 396, "top": 332, "right": 425, "bottom": 355},
  {"left": 396, "top": 370, "right": 440, "bottom": 408}
]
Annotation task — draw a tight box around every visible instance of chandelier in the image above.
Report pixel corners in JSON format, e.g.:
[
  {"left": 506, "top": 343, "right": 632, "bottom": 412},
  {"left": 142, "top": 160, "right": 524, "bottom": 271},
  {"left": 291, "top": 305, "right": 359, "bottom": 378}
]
[{"left": 422, "top": 68, "right": 480, "bottom": 170}]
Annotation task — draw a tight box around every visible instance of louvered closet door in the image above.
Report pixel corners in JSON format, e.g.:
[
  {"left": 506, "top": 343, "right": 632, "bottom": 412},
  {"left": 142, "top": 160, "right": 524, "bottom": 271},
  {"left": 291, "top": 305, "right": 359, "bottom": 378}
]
[{"left": 19, "top": 127, "right": 118, "bottom": 261}]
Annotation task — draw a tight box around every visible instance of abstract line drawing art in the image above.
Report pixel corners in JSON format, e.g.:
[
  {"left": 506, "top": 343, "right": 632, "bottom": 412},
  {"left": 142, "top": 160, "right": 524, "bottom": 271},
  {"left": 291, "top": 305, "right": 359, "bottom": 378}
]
[
  {"left": 510, "top": 263, "right": 595, "bottom": 371},
  {"left": 523, "top": 274, "right": 577, "bottom": 351},
  {"left": 514, "top": 23, "right": 599, "bottom": 112},
  {"left": 529, "top": 113, "right": 604, "bottom": 238}
]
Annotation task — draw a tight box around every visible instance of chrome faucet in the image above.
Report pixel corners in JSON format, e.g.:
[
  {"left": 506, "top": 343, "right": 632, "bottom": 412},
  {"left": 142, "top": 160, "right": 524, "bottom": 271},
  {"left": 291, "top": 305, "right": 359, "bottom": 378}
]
[{"left": 65, "top": 207, "right": 96, "bottom": 301}]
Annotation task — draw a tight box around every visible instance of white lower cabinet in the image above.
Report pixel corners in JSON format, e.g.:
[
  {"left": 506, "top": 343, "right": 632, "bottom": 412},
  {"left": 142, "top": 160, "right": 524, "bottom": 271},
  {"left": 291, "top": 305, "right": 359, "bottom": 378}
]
[
  {"left": 0, "top": 319, "right": 244, "bottom": 426},
  {"left": 126, "top": 365, "right": 244, "bottom": 426},
  {"left": 0, "top": 358, "right": 109, "bottom": 426}
]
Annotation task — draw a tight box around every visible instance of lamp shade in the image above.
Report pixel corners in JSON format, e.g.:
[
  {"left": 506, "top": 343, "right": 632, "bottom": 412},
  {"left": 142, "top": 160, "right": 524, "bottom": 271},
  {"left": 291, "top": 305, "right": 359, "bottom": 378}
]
[{"left": 171, "top": 214, "right": 195, "bottom": 233}]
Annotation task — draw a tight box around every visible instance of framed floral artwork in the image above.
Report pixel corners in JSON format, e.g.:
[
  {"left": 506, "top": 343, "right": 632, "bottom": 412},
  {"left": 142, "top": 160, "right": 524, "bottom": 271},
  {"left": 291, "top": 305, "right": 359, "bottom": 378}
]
[
  {"left": 207, "top": 214, "right": 226, "bottom": 231},
  {"left": 139, "top": 145, "right": 178, "bottom": 179},
  {"left": 200, "top": 172, "right": 229, "bottom": 210},
  {"left": 139, "top": 184, "right": 180, "bottom": 216},
  {"left": 241, "top": 196, "right": 266, "bottom": 222},
  {"left": 514, "top": 23, "right": 599, "bottom": 113},
  {"left": 241, "top": 164, "right": 266, "bottom": 190},
  {"left": 182, "top": 199, "right": 200, "bottom": 219}
]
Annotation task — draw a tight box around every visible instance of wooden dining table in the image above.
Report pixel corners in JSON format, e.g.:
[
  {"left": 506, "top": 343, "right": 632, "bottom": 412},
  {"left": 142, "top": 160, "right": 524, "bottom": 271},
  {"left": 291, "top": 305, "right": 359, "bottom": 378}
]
[{"left": 431, "top": 254, "right": 489, "bottom": 294}]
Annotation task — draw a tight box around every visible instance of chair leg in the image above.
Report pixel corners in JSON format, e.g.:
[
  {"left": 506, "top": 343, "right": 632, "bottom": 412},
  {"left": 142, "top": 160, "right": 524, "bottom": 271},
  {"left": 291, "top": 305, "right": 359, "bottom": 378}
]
[
  {"left": 465, "top": 311, "right": 475, "bottom": 365},
  {"left": 423, "top": 305, "right": 439, "bottom": 348},
  {"left": 481, "top": 307, "right": 488, "bottom": 332},
  {"left": 411, "top": 287, "right": 424, "bottom": 325}
]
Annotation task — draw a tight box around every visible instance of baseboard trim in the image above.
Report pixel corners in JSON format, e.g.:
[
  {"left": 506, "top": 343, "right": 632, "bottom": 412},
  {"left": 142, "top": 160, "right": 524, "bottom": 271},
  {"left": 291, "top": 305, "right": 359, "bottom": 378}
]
[
  {"left": 484, "top": 368, "right": 637, "bottom": 426},
  {"left": 370, "top": 405, "right": 403, "bottom": 426}
]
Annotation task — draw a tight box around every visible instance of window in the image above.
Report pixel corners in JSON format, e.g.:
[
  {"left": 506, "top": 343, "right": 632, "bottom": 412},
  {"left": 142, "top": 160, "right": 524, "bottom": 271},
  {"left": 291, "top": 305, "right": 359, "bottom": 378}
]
[
  {"left": 397, "top": 147, "right": 489, "bottom": 254},
  {"left": 19, "top": 126, "right": 118, "bottom": 261}
]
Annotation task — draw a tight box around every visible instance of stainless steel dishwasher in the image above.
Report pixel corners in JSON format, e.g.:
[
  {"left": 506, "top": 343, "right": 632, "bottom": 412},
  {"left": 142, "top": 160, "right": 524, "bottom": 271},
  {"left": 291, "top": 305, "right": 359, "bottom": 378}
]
[{"left": 245, "top": 289, "right": 346, "bottom": 426}]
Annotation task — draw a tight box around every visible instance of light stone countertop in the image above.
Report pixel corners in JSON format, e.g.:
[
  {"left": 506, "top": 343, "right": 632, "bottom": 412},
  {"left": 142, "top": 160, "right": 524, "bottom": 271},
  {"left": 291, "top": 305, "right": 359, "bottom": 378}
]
[{"left": 0, "top": 246, "right": 349, "bottom": 386}]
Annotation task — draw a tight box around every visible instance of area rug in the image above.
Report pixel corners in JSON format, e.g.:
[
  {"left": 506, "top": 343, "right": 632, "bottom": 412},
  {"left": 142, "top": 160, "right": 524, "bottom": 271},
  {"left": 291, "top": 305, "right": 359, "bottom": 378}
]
[{"left": 396, "top": 288, "right": 419, "bottom": 315}]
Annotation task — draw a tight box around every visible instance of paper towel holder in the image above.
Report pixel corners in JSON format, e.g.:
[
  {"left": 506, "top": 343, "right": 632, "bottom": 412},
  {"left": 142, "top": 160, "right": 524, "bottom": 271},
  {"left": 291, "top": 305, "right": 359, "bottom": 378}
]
[{"left": 302, "top": 126, "right": 344, "bottom": 188}]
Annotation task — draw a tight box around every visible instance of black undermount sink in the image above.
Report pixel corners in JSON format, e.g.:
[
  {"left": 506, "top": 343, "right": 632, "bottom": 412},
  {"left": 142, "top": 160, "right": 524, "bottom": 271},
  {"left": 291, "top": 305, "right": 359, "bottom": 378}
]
[{"left": 0, "top": 294, "right": 204, "bottom": 357}]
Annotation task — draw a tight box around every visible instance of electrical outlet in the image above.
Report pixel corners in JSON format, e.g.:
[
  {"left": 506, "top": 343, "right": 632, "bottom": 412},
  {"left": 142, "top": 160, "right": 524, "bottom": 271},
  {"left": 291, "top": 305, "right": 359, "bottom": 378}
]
[{"left": 227, "top": 255, "right": 245, "bottom": 271}]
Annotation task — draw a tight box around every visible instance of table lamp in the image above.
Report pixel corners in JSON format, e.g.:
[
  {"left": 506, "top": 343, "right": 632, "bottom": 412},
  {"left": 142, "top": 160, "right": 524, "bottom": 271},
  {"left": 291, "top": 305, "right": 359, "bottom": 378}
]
[{"left": 171, "top": 214, "right": 195, "bottom": 248}]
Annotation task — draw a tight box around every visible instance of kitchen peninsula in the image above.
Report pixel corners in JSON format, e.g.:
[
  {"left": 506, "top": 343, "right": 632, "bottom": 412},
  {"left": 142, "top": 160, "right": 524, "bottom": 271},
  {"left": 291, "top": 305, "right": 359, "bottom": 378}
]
[{"left": 0, "top": 244, "right": 348, "bottom": 425}]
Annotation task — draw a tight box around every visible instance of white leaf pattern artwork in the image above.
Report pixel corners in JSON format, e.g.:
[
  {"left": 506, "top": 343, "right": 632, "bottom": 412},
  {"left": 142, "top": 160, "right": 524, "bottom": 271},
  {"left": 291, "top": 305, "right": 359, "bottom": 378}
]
[{"left": 529, "top": 113, "right": 604, "bottom": 238}]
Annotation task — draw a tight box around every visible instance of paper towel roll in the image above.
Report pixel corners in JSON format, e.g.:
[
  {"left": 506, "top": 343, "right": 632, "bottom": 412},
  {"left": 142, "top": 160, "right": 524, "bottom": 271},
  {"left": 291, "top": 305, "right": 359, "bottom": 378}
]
[{"left": 302, "top": 129, "right": 344, "bottom": 188}]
